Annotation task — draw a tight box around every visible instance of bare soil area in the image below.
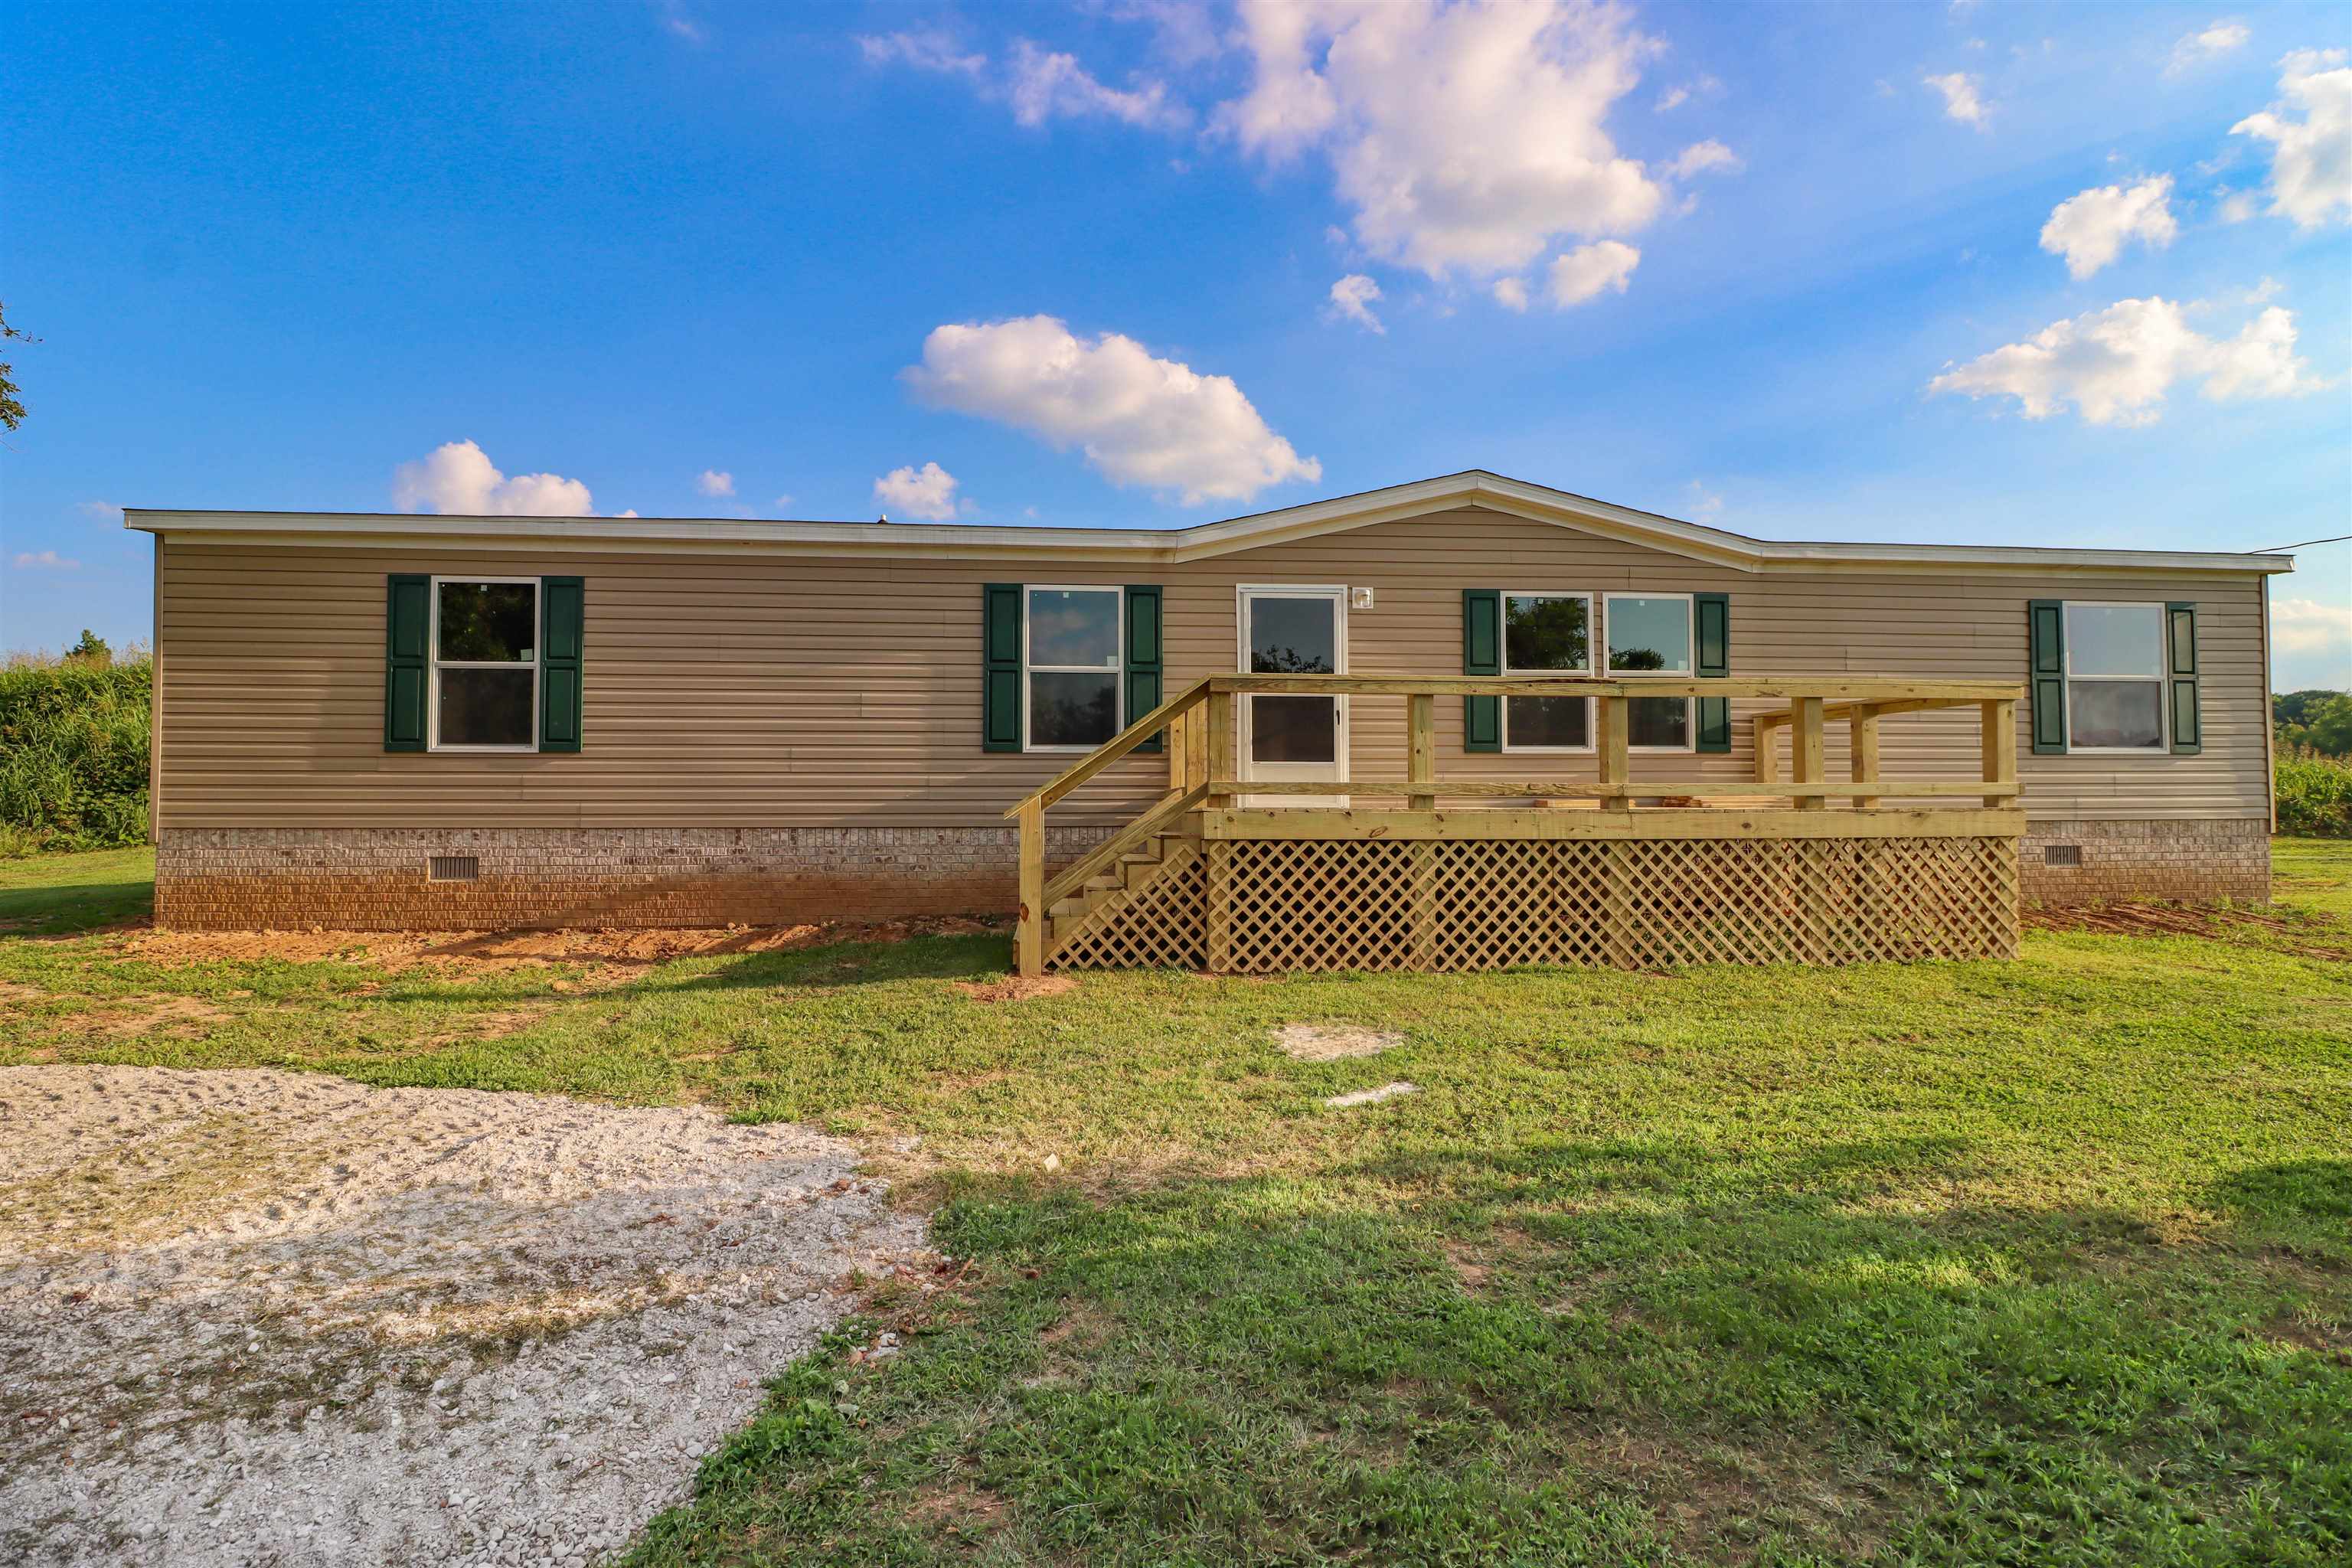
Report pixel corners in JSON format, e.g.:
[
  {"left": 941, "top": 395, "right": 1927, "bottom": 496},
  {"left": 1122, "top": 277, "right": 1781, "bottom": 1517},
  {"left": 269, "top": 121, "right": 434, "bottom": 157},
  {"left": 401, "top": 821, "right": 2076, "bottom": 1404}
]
[{"left": 0, "top": 1066, "right": 926, "bottom": 1568}]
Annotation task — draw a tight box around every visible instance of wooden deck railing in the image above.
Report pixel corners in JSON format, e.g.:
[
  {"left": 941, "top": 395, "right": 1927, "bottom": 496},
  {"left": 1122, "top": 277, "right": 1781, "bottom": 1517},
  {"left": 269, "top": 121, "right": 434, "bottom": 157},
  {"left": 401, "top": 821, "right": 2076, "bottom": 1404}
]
[{"left": 1006, "top": 675, "right": 2024, "bottom": 975}]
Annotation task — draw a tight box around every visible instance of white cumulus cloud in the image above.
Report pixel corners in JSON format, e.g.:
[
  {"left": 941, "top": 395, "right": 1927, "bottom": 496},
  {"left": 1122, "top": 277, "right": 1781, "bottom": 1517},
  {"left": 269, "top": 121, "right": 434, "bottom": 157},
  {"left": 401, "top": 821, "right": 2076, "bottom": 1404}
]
[
  {"left": 1928, "top": 297, "right": 2323, "bottom": 426},
  {"left": 1215, "top": 0, "right": 1668, "bottom": 280},
  {"left": 1924, "top": 71, "right": 1988, "bottom": 127},
  {"left": 2167, "top": 20, "right": 2249, "bottom": 76},
  {"left": 861, "top": 30, "right": 1186, "bottom": 131},
  {"left": 392, "top": 440, "right": 596, "bottom": 516},
  {"left": 1327, "top": 273, "right": 1385, "bottom": 333},
  {"left": 1665, "top": 139, "right": 1742, "bottom": 178},
  {"left": 1491, "top": 276, "right": 1530, "bottom": 312},
  {"left": 1547, "top": 240, "right": 1641, "bottom": 306},
  {"left": 12, "top": 550, "right": 78, "bottom": 570},
  {"left": 2271, "top": 596, "right": 2352, "bottom": 662},
  {"left": 858, "top": 30, "right": 985, "bottom": 77},
  {"left": 2230, "top": 50, "right": 2352, "bottom": 229},
  {"left": 74, "top": 501, "right": 123, "bottom": 523},
  {"left": 873, "top": 462, "right": 962, "bottom": 521},
  {"left": 694, "top": 469, "right": 735, "bottom": 498},
  {"left": 903, "top": 315, "right": 1320, "bottom": 504},
  {"left": 1007, "top": 39, "right": 1190, "bottom": 129},
  {"left": 2039, "top": 175, "right": 2178, "bottom": 279}
]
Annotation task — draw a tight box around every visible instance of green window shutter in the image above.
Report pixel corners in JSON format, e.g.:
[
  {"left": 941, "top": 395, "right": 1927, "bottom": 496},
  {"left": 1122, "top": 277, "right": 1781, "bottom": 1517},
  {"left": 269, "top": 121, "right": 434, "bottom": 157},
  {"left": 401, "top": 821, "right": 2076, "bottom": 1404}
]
[
  {"left": 1462, "top": 588, "right": 1501, "bottom": 753},
  {"left": 983, "top": 583, "right": 1023, "bottom": 753},
  {"left": 539, "top": 576, "right": 584, "bottom": 753},
  {"left": 1125, "top": 585, "right": 1163, "bottom": 753},
  {"left": 2027, "top": 599, "right": 2067, "bottom": 754},
  {"left": 2167, "top": 601, "right": 2200, "bottom": 755},
  {"left": 384, "top": 574, "right": 430, "bottom": 752},
  {"left": 1694, "top": 591, "right": 1731, "bottom": 753}
]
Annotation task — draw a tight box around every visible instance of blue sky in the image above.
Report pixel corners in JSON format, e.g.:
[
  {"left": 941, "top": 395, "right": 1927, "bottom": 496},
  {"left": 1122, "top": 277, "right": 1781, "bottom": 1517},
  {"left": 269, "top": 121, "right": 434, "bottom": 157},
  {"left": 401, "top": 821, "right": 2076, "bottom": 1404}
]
[{"left": 4, "top": 0, "right": 2347, "bottom": 687}]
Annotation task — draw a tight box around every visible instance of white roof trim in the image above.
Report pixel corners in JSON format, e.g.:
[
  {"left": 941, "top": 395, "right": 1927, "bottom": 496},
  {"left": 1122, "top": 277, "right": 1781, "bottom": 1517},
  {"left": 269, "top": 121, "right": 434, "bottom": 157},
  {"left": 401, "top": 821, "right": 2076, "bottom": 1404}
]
[{"left": 122, "top": 469, "right": 2295, "bottom": 575}]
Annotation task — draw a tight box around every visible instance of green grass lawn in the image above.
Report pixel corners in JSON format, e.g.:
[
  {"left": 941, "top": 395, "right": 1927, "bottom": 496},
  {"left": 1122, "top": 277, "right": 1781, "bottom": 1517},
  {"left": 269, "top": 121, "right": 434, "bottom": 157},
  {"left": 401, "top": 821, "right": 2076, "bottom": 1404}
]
[{"left": 3, "top": 845, "right": 2347, "bottom": 1565}]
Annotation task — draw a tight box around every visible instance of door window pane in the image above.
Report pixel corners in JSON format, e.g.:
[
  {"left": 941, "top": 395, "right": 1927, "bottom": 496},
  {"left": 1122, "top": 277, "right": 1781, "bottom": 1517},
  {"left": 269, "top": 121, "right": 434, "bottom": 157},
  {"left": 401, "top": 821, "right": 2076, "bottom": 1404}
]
[
  {"left": 2066, "top": 604, "right": 2162, "bottom": 678},
  {"left": 1247, "top": 597, "right": 1336, "bottom": 675},
  {"left": 1028, "top": 590, "right": 1119, "bottom": 668},
  {"left": 437, "top": 582, "right": 536, "bottom": 662},
  {"left": 1629, "top": 697, "right": 1688, "bottom": 749},
  {"left": 1030, "top": 671, "right": 1119, "bottom": 747},
  {"left": 1508, "top": 696, "right": 1589, "bottom": 749},
  {"left": 1505, "top": 596, "right": 1589, "bottom": 672},
  {"left": 438, "top": 668, "right": 535, "bottom": 747},
  {"left": 1251, "top": 694, "right": 1335, "bottom": 763},
  {"left": 2069, "top": 681, "right": 2163, "bottom": 749},
  {"left": 1606, "top": 596, "right": 1692, "bottom": 673}
]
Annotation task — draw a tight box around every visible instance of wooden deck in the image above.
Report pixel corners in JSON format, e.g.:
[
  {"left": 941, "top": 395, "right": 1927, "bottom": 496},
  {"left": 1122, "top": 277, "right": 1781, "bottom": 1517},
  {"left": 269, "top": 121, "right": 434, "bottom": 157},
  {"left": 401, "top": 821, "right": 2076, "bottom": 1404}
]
[{"left": 1008, "top": 676, "right": 2025, "bottom": 976}]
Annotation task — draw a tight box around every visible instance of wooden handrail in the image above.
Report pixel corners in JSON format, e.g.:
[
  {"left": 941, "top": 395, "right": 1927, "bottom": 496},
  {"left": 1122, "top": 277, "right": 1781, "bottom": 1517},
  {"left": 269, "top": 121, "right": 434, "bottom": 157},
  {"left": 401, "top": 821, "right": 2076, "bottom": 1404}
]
[
  {"left": 1001, "top": 676, "right": 1213, "bottom": 821},
  {"left": 1043, "top": 784, "right": 1210, "bottom": 910},
  {"left": 1207, "top": 779, "right": 2018, "bottom": 799},
  {"left": 1010, "top": 671, "right": 2027, "bottom": 976},
  {"left": 1209, "top": 675, "right": 2023, "bottom": 701}
]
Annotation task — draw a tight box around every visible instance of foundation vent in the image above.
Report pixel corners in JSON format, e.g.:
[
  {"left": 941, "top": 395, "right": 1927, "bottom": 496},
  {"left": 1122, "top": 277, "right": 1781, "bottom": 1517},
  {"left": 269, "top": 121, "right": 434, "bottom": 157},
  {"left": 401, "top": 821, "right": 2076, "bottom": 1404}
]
[
  {"left": 2042, "top": 844, "right": 2082, "bottom": 867},
  {"left": 428, "top": 855, "right": 481, "bottom": 883}
]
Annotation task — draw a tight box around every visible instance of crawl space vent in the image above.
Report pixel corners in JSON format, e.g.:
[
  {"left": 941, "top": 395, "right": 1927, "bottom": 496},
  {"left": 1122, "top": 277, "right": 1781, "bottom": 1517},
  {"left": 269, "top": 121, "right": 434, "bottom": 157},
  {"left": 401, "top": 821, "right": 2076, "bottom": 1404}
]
[
  {"left": 428, "top": 855, "right": 480, "bottom": 884},
  {"left": 2043, "top": 844, "right": 2082, "bottom": 868}
]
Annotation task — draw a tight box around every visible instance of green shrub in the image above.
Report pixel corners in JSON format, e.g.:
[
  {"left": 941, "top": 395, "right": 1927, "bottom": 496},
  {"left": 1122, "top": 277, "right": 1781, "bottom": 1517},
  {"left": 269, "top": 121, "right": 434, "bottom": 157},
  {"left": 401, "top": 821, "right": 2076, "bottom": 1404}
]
[
  {"left": 2275, "top": 745, "right": 2352, "bottom": 838},
  {"left": 0, "top": 654, "right": 152, "bottom": 855}
]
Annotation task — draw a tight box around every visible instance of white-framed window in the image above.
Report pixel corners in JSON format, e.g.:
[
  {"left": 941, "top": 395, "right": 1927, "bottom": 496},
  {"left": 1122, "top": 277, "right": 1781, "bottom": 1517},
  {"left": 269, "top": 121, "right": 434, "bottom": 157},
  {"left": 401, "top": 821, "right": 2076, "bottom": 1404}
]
[
  {"left": 430, "top": 577, "right": 540, "bottom": 753},
  {"left": 1024, "top": 585, "right": 1123, "bottom": 752},
  {"left": 1603, "top": 592, "right": 1694, "bottom": 752},
  {"left": 2063, "top": 601, "right": 2167, "bottom": 753},
  {"left": 1501, "top": 592, "right": 1593, "bottom": 752}
]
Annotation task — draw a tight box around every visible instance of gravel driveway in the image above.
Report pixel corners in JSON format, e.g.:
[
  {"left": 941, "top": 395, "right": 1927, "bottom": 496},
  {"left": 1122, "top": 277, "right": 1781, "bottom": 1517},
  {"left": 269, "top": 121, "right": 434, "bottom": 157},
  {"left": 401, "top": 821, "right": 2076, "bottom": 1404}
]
[{"left": 0, "top": 1066, "right": 924, "bottom": 1567}]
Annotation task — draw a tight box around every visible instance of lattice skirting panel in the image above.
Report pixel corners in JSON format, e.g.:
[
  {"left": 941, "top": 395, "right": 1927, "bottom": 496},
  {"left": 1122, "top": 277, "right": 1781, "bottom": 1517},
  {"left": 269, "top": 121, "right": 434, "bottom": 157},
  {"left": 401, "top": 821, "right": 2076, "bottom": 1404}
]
[
  {"left": 1049, "top": 834, "right": 2017, "bottom": 973},
  {"left": 1049, "top": 841, "right": 1210, "bottom": 971}
]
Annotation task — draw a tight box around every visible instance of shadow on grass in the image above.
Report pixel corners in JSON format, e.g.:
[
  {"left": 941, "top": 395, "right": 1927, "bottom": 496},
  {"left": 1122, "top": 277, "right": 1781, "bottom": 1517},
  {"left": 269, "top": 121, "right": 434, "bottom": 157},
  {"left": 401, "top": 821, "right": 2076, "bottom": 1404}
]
[{"left": 638, "top": 1143, "right": 2352, "bottom": 1568}]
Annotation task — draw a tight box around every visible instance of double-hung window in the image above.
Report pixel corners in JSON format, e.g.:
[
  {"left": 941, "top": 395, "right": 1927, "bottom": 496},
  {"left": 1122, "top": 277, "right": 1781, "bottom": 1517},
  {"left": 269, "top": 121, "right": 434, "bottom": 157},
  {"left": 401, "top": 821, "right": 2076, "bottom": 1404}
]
[
  {"left": 1024, "top": 586, "right": 1123, "bottom": 751},
  {"left": 1501, "top": 593, "right": 1593, "bottom": 750},
  {"left": 2063, "top": 602, "right": 2166, "bottom": 751},
  {"left": 431, "top": 578, "right": 540, "bottom": 752},
  {"left": 1603, "top": 592, "right": 1694, "bottom": 750}
]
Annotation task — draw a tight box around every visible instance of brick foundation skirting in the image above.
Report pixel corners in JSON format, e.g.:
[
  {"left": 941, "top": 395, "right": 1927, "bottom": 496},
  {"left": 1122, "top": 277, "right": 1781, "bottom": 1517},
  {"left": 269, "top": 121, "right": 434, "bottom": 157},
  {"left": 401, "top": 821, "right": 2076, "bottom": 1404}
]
[
  {"left": 157, "top": 818, "right": 2273, "bottom": 931},
  {"left": 2018, "top": 818, "right": 2270, "bottom": 905},
  {"left": 155, "top": 827, "right": 1116, "bottom": 931}
]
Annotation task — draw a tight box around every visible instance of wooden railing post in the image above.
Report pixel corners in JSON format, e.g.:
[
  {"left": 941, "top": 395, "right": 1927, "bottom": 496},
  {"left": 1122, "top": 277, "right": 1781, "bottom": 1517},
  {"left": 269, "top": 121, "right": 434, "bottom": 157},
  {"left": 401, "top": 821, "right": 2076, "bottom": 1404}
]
[
  {"left": 1016, "top": 795, "right": 1044, "bottom": 977},
  {"left": 1407, "top": 692, "right": 1436, "bottom": 812},
  {"left": 1982, "top": 698, "right": 2017, "bottom": 809},
  {"left": 1792, "top": 696, "right": 1825, "bottom": 811},
  {"left": 1167, "top": 710, "right": 1187, "bottom": 792},
  {"left": 1754, "top": 716, "right": 1783, "bottom": 787},
  {"left": 1598, "top": 694, "right": 1630, "bottom": 811},
  {"left": 1850, "top": 704, "right": 1880, "bottom": 811},
  {"left": 1206, "top": 688, "right": 1234, "bottom": 808}
]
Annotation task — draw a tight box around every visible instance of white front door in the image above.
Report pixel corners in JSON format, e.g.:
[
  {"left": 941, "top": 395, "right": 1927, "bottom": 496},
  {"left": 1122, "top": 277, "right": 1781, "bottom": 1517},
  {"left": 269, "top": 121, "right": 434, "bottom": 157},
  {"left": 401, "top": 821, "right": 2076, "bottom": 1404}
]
[{"left": 1236, "top": 586, "right": 1348, "bottom": 808}]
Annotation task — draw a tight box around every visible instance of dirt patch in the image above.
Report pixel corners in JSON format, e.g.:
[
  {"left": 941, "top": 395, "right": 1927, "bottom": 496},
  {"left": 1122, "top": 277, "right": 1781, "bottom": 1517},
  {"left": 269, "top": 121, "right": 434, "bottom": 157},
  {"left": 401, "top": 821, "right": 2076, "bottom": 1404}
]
[
  {"left": 2026, "top": 901, "right": 2352, "bottom": 962},
  {"left": 1274, "top": 1023, "right": 1403, "bottom": 1060},
  {"left": 90, "top": 913, "right": 1010, "bottom": 984},
  {"left": 410, "top": 1004, "right": 556, "bottom": 1051},
  {"left": 0, "top": 981, "right": 45, "bottom": 1003},
  {"left": 906, "top": 1477, "right": 1011, "bottom": 1536},
  {"left": 0, "top": 1064, "right": 926, "bottom": 1568},
  {"left": 2252, "top": 1312, "right": 2352, "bottom": 1360},
  {"left": 955, "top": 974, "right": 1078, "bottom": 1003},
  {"left": 1445, "top": 1241, "right": 1492, "bottom": 1293},
  {"left": 42, "top": 994, "right": 229, "bottom": 1041},
  {"left": 1325, "top": 1081, "right": 1419, "bottom": 1109}
]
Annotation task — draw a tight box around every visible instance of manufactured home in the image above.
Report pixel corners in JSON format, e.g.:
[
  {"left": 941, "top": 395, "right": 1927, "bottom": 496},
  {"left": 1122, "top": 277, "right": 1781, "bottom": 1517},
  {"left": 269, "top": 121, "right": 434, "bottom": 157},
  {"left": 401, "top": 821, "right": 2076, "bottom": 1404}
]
[{"left": 128, "top": 472, "right": 2289, "bottom": 972}]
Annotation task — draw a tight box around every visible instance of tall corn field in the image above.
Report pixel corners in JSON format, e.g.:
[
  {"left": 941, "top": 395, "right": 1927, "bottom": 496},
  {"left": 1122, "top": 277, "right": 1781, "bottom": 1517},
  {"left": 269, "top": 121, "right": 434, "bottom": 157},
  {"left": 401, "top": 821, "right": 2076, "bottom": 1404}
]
[{"left": 0, "top": 652, "right": 152, "bottom": 856}]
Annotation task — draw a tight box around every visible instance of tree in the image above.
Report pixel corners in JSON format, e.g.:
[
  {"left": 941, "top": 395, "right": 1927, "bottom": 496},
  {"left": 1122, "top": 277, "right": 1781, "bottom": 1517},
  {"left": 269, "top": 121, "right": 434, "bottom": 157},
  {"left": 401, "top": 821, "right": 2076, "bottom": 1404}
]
[
  {"left": 0, "top": 301, "right": 31, "bottom": 433},
  {"left": 67, "top": 629, "right": 110, "bottom": 666},
  {"left": 2276, "top": 690, "right": 2352, "bottom": 756}
]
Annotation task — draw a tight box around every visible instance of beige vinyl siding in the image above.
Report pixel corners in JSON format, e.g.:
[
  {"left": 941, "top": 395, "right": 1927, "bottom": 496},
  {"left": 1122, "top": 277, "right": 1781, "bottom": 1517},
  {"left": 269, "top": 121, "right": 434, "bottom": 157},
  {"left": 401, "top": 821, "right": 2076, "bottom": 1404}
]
[{"left": 155, "top": 507, "right": 2269, "bottom": 831}]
